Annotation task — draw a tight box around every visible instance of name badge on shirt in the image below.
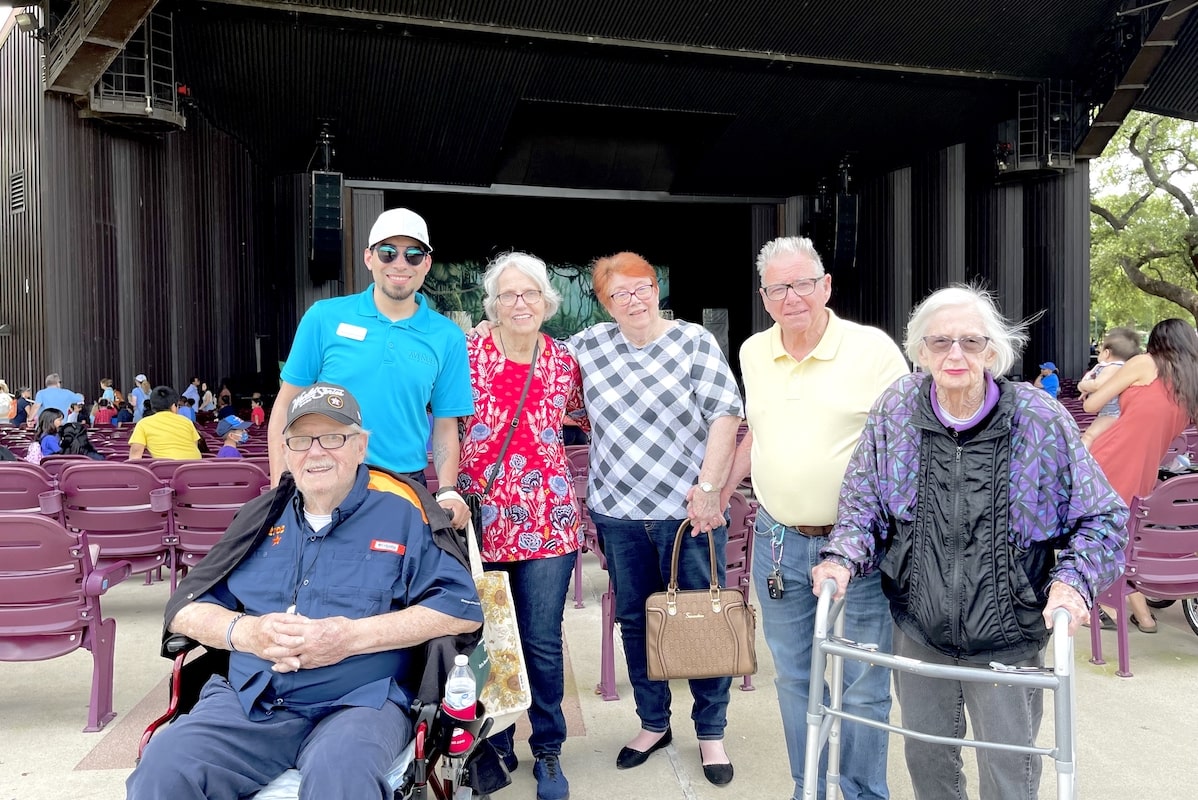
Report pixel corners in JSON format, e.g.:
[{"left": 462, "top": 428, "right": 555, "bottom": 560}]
[
  {"left": 370, "top": 539, "right": 405, "bottom": 555},
  {"left": 336, "top": 322, "right": 367, "bottom": 341}
]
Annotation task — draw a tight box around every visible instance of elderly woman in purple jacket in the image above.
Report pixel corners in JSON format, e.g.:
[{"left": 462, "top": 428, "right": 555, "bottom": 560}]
[{"left": 812, "top": 284, "right": 1128, "bottom": 800}]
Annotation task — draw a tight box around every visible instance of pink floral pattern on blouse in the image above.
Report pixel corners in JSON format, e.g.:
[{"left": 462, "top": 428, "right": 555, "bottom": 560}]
[{"left": 458, "top": 333, "right": 589, "bottom": 562}]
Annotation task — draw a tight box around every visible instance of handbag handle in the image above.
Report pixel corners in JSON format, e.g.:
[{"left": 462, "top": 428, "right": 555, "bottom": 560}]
[{"left": 665, "top": 519, "right": 725, "bottom": 615}]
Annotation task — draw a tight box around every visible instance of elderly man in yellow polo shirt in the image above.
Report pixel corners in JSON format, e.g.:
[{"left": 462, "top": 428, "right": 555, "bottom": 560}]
[{"left": 724, "top": 236, "right": 908, "bottom": 800}]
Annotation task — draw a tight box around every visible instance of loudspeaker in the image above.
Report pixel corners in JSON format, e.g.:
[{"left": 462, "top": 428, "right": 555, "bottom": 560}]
[{"left": 309, "top": 171, "right": 343, "bottom": 284}]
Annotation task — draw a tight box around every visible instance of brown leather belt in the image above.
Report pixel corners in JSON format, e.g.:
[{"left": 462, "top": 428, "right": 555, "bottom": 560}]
[{"left": 794, "top": 524, "right": 835, "bottom": 537}]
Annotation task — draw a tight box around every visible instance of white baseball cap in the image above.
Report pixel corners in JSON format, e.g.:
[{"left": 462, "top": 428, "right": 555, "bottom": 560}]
[{"left": 368, "top": 208, "right": 431, "bottom": 250}]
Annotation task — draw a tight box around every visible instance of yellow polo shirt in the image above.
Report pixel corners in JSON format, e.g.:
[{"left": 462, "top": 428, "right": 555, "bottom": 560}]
[
  {"left": 740, "top": 309, "right": 908, "bottom": 526},
  {"left": 130, "top": 411, "right": 202, "bottom": 460}
]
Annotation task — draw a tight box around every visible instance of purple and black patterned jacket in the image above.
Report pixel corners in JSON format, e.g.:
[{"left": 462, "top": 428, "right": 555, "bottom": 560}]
[{"left": 822, "top": 373, "right": 1128, "bottom": 662}]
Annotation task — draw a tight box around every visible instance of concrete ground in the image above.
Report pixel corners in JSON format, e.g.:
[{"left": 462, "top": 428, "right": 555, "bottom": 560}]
[{"left": 2, "top": 551, "right": 1197, "bottom": 800}]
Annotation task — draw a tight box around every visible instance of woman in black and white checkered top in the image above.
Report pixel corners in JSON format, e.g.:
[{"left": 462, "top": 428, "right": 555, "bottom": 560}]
[{"left": 573, "top": 252, "right": 745, "bottom": 786}]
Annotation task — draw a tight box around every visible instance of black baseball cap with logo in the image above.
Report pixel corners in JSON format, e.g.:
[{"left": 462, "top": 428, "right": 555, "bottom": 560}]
[{"left": 283, "top": 383, "right": 364, "bottom": 431}]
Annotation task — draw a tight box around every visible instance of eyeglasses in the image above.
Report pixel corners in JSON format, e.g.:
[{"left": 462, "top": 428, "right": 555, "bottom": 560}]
[
  {"left": 609, "top": 284, "right": 655, "bottom": 307},
  {"left": 496, "top": 290, "right": 543, "bottom": 307},
  {"left": 284, "top": 432, "right": 360, "bottom": 452},
  {"left": 920, "top": 335, "right": 991, "bottom": 354},
  {"left": 373, "top": 244, "right": 429, "bottom": 266},
  {"left": 761, "top": 277, "right": 824, "bottom": 301}
]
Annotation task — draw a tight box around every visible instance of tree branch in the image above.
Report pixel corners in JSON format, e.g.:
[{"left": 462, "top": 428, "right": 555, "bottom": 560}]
[
  {"left": 1129, "top": 121, "right": 1197, "bottom": 218},
  {"left": 1119, "top": 254, "right": 1198, "bottom": 319}
]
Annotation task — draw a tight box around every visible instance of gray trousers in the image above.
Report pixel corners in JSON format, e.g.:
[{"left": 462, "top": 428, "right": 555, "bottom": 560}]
[{"left": 893, "top": 627, "right": 1044, "bottom": 800}]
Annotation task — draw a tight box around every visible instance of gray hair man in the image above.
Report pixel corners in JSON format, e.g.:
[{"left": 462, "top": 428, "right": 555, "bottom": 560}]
[
  {"left": 128, "top": 382, "right": 482, "bottom": 799},
  {"left": 723, "top": 236, "right": 908, "bottom": 800}
]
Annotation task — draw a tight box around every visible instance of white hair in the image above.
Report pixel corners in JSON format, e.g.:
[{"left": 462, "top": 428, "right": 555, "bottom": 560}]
[
  {"left": 481, "top": 252, "right": 562, "bottom": 322},
  {"left": 755, "top": 236, "right": 825, "bottom": 278},
  {"left": 903, "top": 284, "right": 1030, "bottom": 378}
]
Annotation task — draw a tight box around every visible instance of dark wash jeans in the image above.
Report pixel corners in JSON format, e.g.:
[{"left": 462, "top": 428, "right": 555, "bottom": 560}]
[
  {"left": 484, "top": 553, "right": 575, "bottom": 758},
  {"left": 591, "top": 512, "right": 732, "bottom": 739}
]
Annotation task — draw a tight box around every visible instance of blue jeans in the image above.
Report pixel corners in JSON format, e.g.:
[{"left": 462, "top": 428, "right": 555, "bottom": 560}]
[
  {"left": 592, "top": 513, "right": 732, "bottom": 739},
  {"left": 485, "top": 553, "right": 575, "bottom": 758},
  {"left": 752, "top": 505, "right": 892, "bottom": 800}
]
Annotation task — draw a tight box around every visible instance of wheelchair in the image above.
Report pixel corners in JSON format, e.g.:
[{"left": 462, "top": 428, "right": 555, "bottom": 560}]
[{"left": 138, "top": 633, "right": 506, "bottom": 800}]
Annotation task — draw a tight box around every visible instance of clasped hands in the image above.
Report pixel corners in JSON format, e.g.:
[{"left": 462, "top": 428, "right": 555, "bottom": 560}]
[
  {"left": 685, "top": 487, "right": 726, "bottom": 535},
  {"left": 239, "top": 611, "right": 354, "bottom": 674}
]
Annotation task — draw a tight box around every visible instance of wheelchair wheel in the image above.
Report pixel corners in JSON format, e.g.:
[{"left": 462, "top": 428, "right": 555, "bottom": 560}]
[
  {"left": 1183, "top": 598, "right": 1198, "bottom": 638},
  {"left": 1146, "top": 598, "right": 1176, "bottom": 609}
]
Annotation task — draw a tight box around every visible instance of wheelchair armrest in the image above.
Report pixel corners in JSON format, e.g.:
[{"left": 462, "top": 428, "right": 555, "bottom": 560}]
[
  {"left": 84, "top": 559, "right": 132, "bottom": 595},
  {"left": 165, "top": 633, "right": 201, "bottom": 656}
]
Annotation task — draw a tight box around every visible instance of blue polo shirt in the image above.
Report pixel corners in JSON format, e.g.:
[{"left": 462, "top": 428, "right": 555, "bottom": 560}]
[
  {"left": 1040, "top": 373, "right": 1060, "bottom": 398},
  {"left": 280, "top": 287, "right": 474, "bottom": 473},
  {"left": 33, "top": 386, "right": 83, "bottom": 414},
  {"left": 197, "top": 466, "right": 482, "bottom": 719}
]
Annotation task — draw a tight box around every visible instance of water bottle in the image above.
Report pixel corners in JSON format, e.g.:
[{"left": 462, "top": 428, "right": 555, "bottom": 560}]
[{"left": 443, "top": 654, "right": 477, "bottom": 756}]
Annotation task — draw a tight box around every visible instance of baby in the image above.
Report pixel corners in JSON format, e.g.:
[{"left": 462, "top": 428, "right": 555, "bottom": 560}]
[{"left": 1077, "top": 327, "right": 1141, "bottom": 448}]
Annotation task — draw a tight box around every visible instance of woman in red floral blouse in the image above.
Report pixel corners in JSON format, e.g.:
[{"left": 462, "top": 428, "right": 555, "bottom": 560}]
[{"left": 457, "top": 251, "right": 588, "bottom": 800}]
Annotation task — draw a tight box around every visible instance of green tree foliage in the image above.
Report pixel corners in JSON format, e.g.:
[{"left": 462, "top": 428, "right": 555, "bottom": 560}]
[{"left": 1090, "top": 112, "right": 1198, "bottom": 330}]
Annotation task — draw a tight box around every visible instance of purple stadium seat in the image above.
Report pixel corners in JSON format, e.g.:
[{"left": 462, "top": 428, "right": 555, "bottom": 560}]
[
  {"left": 0, "top": 514, "right": 132, "bottom": 731},
  {"left": 1090, "top": 473, "right": 1198, "bottom": 677},
  {"left": 0, "top": 462, "right": 59, "bottom": 517},
  {"left": 54, "top": 462, "right": 176, "bottom": 584},
  {"left": 168, "top": 461, "right": 269, "bottom": 588},
  {"left": 38, "top": 454, "right": 92, "bottom": 482}
]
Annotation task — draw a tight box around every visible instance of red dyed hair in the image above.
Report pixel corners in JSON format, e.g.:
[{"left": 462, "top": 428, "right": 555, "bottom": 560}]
[{"left": 591, "top": 252, "right": 657, "bottom": 310}]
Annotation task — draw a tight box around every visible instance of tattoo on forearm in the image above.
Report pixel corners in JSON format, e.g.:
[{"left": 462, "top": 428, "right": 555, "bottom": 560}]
[{"left": 432, "top": 442, "right": 449, "bottom": 471}]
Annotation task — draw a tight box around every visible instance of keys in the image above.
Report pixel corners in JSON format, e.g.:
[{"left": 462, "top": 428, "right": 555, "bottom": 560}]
[{"left": 766, "top": 568, "right": 785, "bottom": 600}]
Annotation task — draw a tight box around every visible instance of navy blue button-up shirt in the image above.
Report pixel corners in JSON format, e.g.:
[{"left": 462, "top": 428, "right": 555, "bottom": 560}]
[{"left": 198, "top": 466, "right": 482, "bottom": 719}]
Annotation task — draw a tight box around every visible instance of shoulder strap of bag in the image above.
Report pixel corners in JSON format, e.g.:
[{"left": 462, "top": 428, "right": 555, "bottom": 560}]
[
  {"left": 470, "top": 337, "right": 540, "bottom": 556},
  {"left": 480, "top": 337, "right": 540, "bottom": 503}
]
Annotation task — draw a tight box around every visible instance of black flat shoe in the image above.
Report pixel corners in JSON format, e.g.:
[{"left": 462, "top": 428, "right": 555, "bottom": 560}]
[
  {"left": 701, "top": 761, "right": 734, "bottom": 786},
  {"left": 615, "top": 728, "right": 672, "bottom": 769}
]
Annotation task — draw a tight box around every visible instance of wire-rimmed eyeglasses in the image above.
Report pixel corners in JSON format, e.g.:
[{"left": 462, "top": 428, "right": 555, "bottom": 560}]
[{"left": 920, "top": 335, "right": 991, "bottom": 354}]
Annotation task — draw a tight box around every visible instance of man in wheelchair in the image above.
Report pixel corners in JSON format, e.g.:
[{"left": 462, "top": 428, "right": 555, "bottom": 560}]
[{"left": 128, "top": 383, "right": 483, "bottom": 800}]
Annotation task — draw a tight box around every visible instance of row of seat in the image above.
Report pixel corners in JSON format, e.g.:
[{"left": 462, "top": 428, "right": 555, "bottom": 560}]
[
  {"left": 0, "top": 459, "right": 271, "bottom": 591},
  {"left": 0, "top": 513, "right": 130, "bottom": 732}
]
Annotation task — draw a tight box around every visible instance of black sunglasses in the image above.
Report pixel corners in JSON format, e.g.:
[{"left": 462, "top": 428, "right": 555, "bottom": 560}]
[{"left": 374, "top": 244, "right": 429, "bottom": 266}]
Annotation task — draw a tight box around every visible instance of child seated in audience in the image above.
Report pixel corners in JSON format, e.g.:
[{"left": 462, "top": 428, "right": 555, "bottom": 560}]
[
  {"left": 1077, "top": 327, "right": 1141, "bottom": 449},
  {"left": 249, "top": 397, "right": 266, "bottom": 426},
  {"left": 215, "top": 415, "right": 253, "bottom": 458},
  {"left": 113, "top": 402, "right": 134, "bottom": 426},
  {"left": 93, "top": 398, "right": 116, "bottom": 426}
]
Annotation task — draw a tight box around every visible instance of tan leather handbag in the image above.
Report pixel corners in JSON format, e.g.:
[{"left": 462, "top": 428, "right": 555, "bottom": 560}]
[{"left": 645, "top": 519, "right": 758, "bottom": 681}]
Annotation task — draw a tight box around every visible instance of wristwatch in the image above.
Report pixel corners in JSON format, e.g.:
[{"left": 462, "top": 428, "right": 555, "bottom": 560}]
[{"left": 698, "top": 481, "right": 716, "bottom": 493}]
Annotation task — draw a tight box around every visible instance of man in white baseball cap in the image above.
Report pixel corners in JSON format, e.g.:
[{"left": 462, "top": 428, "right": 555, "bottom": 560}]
[{"left": 269, "top": 208, "right": 474, "bottom": 530}]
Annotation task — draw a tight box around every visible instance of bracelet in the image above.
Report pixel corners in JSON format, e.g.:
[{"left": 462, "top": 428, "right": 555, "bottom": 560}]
[{"left": 225, "top": 612, "right": 247, "bottom": 652}]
